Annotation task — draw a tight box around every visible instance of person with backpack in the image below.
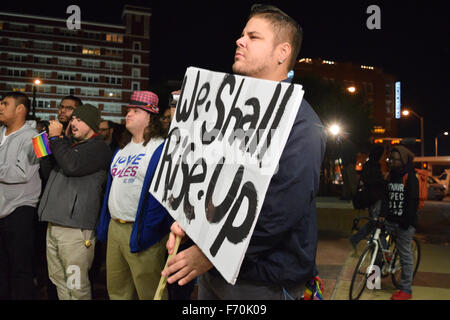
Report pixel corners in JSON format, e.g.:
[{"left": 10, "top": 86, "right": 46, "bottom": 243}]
[
  {"left": 350, "top": 145, "right": 386, "bottom": 250},
  {"left": 380, "top": 145, "right": 419, "bottom": 300}
]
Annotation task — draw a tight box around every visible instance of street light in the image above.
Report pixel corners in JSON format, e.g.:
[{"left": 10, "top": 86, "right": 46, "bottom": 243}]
[
  {"left": 435, "top": 131, "right": 449, "bottom": 156},
  {"left": 32, "top": 79, "right": 41, "bottom": 119},
  {"left": 402, "top": 108, "right": 424, "bottom": 157},
  {"left": 329, "top": 124, "right": 341, "bottom": 136},
  {"left": 346, "top": 86, "right": 356, "bottom": 94}
]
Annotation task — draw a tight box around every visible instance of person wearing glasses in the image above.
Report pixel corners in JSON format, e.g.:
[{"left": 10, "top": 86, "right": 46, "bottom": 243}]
[{"left": 57, "top": 96, "right": 83, "bottom": 135}]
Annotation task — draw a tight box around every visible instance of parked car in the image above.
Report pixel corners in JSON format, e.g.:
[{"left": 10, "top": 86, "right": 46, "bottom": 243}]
[
  {"left": 427, "top": 176, "right": 446, "bottom": 201},
  {"left": 434, "top": 169, "right": 450, "bottom": 195}
]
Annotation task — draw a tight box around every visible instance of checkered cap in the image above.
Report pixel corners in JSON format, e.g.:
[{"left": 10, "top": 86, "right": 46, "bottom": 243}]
[{"left": 128, "top": 91, "right": 159, "bottom": 114}]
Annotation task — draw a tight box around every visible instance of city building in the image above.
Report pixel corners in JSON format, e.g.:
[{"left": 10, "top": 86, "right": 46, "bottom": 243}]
[
  {"left": 0, "top": 4, "right": 151, "bottom": 123},
  {"left": 294, "top": 57, "right": 399, "bottom": 139}
]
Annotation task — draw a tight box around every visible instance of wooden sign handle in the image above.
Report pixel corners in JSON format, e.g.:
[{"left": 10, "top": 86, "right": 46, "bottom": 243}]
[{"left": 153, "top": 235, "right": 181, "bottom": 300}]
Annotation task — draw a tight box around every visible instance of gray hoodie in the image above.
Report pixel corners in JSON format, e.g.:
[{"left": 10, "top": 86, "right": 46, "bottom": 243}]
[{"left": 0, "top": 123, "right": 41, "bottom": 218}]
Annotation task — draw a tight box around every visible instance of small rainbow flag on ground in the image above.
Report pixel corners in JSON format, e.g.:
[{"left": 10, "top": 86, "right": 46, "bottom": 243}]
[{"left": 32, "top": 132, "right": 52, "bottom": 158}]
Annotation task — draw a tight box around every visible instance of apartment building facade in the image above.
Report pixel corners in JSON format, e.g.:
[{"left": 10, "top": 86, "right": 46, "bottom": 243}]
[
  {"left": 0, "top": 5, "right": 151, "bottom": 123},
  {"left": 294, "top": 58, "right": 399, "bottom": 139}
]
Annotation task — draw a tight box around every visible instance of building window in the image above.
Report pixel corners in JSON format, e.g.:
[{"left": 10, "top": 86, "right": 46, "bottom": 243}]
[
  {"left": 5, "top": 83, "right": 26, "bottom": 92},
  {"left": 80, "top": 88, "right": 99, "bottom": 96},
  {"left": 7, "top": 54, "right": 27, "bottom": 62},
  {"left": 86, "top": 31, "right": 103, "bottom": 40},
  {"left": 81, "top": 74, "right": 99, "bottom": 83},
  {"left": 104, "top": 62, "right": 122, "bottom": 71},
  {"left": 7, "top": 69, "right": 26, "bottom": 77},
  {"left": 385, "top": 100, "right": 392, "bottom": 114},
  {"left": 8, "top": 23, "right": 28, "bottom": 31},
  {"left": 37, "top": 86, "right": 52, "bottom": 94},
  {"left": 133, "top": 42, "right": 141, "bottom": 50},
  {"left": 132, "top": 68, "right": 141, "bottom": 78},
  {"left": 57, "top": 73, "right": 76, "bottom": 81},
  {"left": 59, "top": 58, "right": 77, "bottom": 66},
  {"left": 8, "top": 39, "right": 26, "bottom": 48},
  {"left": 0, "top": 22, "right": 3, "bottom": 30},
  {"left": 35, "top": 26, "right": 53, "bottom": 34},
  {"left": 81, "top": 60, "right": 100, "bottom": 68},
  {"left": 32, "top": 70, "right": 52, "bottom": 79},
  {"left": 34, "top": 41, "right": 53, "bottom": 50},
  {"left": 61, "top": 29, "right": 78, "bottom": 37},
  {"left": 59, "top": 44, "right": 77, "bottom": 52},
  {"left": 34, "top": 56, "right": 53, "bottom": 64},
  {"left": 105, "top": 76, "right": 122, "bottom": 85},
  {"left": 385, "top": 84, "right": 392, "bottom": 96},
  {"left": 106, "top": 33, "right": 124, "bottom": 43},
  {"left": 104, "top": 90, "right": 121, "bottom": 98},
  {"left": 82, "top": 47, "right": 101, "bottom": 56},
  {"left": 104, "top": 49, "right": 122, "bottom": 57},
  {"left": 56, "top": 87, "right": 74, "bottom": 95},
  {"left": 132, "top": 55, "right": 141, "bottom": 64},
  {"left": 103, "top": 104, "right": 122, "bottom": 113},
  {"left": 132, "top": 82, "right": 140, "bottom": 91},
  {"left": 37, "top": 100, "right": 51, "bottom": 109}
]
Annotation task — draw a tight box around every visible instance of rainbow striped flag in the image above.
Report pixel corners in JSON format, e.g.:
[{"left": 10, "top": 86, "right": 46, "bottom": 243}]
[{"left": 32, "top": 132, "right": 52, "bottom": 158}]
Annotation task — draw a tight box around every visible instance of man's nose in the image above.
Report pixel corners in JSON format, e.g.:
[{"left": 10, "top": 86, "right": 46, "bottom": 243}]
[{"left": 236, "top": 36, "right": 246, "bottom": 48}]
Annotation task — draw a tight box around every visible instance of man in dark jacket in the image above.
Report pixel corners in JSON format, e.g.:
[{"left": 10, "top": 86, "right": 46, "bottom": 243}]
[
  {"left": 350, "top": 145, "right": 386, "bottom": 250},
  {"left": 162, "top": 4, "right": 326, "bottom": 300},
  {"left": 380, "top": 145, "right": 419, "bottom": 300},
  {"left": 38, "top": 104, "right": 112, "bottom": 300}
]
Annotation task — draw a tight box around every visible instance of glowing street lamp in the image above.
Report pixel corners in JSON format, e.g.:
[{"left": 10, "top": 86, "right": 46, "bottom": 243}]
[
  {"left": 329, "top": 124, "right": 341, "bottom": 136},
  {"left": 347, "top": 86, "right": 356, "bottom": 94},
  {"left": 402, "top": 108, "right": 424, "bottom": 157},
  {"left": 435, "top": 131, "right": 449, "bottom": 156}
]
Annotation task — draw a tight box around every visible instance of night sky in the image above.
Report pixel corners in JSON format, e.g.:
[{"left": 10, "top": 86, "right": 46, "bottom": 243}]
[{"left": 2, "top": 0, "right": 449, "bottom": 155}]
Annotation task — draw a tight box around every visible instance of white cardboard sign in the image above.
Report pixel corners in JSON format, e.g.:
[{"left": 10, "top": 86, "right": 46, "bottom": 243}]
[{"left": 150, "top": 67, "right": 304, "bottom": 284}]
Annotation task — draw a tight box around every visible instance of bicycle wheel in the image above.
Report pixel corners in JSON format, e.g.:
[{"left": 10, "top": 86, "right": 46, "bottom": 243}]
[
  {"left": 391, "top": 237, "right": 421, "bottom": 288},
  {"left": 349, "top": 243, "right": 377, "bottom": 300}
]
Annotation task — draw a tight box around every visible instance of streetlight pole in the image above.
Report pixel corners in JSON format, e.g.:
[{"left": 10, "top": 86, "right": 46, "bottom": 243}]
[
  {"left": 402, "top": 109, "right": 424, "bottom": 157},
  {"left": 32, "top": 85, "right": 37, "bottom": 119},
  {"left": 435, "top": 132, "right": 449, "bottom": 156},
  {"left": 31, "top": 79, "right": 41, "bottom": 120}
]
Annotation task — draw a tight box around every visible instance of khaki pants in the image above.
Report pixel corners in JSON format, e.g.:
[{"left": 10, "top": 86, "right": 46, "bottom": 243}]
[
  {"left": 106, "top": 219, "right": 168, "bottom": 300},
  {"left": 46, "top": 223, "right": 96, "bottom": 300}
]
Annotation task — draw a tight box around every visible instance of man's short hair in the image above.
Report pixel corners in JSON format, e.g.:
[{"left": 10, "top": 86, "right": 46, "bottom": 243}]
[
  {"left": 61, "top": 95, "right": 83, "bottom": 108},
  {"left": 248, "top": 4, "right": 303, "bottom": 70},
  {"left": 2, "top": 91, "right": 31, "bottom": 114}
]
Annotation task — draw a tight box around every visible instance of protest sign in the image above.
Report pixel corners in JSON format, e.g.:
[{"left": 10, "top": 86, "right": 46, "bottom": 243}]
[{"left": 150, "top": 67, "right": 304, "bottom": 284}]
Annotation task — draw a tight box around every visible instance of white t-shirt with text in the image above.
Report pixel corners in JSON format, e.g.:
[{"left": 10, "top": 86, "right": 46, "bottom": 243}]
[{"left": 108, "top": 138, "right": 163, "bottom": 222}]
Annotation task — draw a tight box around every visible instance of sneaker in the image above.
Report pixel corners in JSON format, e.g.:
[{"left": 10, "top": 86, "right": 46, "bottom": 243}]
[{"left": 391, "top": 290, "right": 412, "bottom": 300}]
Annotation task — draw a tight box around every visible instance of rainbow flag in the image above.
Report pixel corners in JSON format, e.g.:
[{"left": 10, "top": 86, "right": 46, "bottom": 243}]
[{"left": 32, "top": 132, "right": 52, "bottom": 158}]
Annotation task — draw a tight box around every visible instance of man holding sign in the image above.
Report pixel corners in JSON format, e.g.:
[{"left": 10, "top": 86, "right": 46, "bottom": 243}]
[{"left": 160, "top": 5, "right": 326, "bottom": 299}]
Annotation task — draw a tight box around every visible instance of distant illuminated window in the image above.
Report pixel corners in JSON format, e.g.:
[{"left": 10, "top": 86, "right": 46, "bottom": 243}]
[{"left": 82, "top": 47, "right": 101, "bottom": 55}]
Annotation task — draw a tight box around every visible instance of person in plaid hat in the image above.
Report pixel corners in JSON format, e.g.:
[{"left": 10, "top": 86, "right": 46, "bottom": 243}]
[{"left": 96, "top": 91, "right": 172, "bottom": 300}]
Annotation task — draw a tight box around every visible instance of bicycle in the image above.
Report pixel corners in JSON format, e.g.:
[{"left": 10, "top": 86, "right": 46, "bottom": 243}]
[{"left": 348, "top": 216, "right": 421, "bottom": 300}]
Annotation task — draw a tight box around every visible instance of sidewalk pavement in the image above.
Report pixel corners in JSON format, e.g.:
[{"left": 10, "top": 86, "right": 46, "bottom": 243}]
[{"left": 315, "top": 197, "right": 450, "bottom": 300}]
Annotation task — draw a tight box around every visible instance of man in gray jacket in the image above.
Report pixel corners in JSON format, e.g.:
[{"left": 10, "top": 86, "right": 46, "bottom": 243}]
[
  {"left": 38, "top": 104, "right": 112, "bottom": 300},
  {"left": 0, "top": 92, "right": 41, "bottom": 299}
]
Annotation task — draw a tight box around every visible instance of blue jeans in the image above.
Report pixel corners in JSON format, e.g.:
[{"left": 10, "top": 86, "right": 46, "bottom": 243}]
[{"left": 386, "top": 223, "right": 416, "bottom": 294}]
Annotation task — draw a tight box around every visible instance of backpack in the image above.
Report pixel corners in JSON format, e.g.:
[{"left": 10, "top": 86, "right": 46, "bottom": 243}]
[{"left": 402, "top": 168, "right": 428, "bottom": 209}]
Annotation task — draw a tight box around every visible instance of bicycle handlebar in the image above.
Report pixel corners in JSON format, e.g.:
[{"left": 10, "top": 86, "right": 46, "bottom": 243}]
[{"left": 351, "top": 216, "right": 386, "bottom": 232}]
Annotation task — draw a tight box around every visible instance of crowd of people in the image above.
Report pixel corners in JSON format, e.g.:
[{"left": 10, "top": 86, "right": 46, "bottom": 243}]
[{"left": 0, "top": 4, "right": 418, "bottom": 301}]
